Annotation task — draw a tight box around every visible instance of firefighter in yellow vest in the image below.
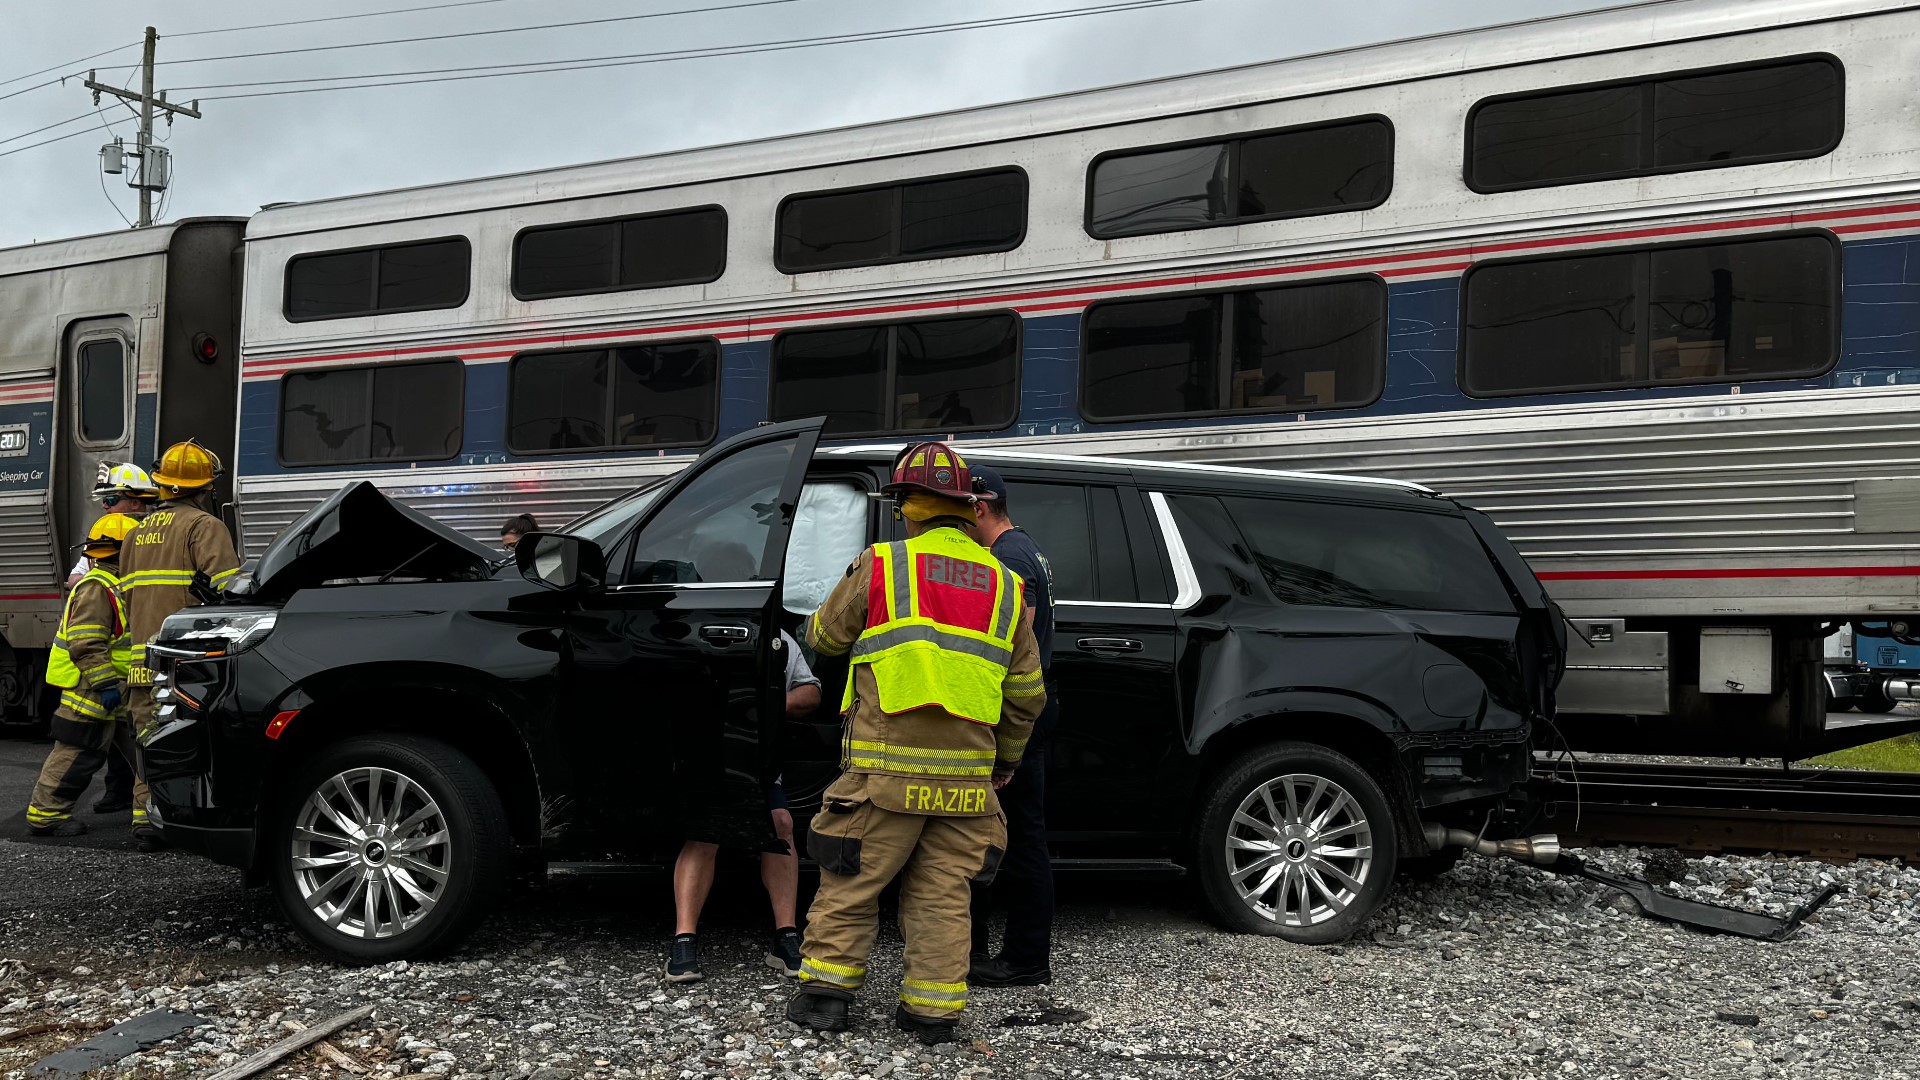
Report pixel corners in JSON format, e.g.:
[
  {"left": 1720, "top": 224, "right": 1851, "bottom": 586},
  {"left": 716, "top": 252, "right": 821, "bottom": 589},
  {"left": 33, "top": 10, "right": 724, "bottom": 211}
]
[
  {"left": 787, "top": 442, "right": 1047, "bottom": 1046},
  {"left": 26, "top": 514, "right": 143, "bottom": 838},
  {"left": 119, "top": 439, "right": 240, "bottom": 850}
]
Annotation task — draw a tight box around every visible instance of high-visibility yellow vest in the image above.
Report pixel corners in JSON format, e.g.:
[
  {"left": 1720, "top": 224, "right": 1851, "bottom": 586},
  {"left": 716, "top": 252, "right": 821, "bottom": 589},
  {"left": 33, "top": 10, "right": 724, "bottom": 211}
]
[
  {"left": 843, "top": 527, "right": 1023, "bottom": 725},
  {"left": 46, "top": 567, "right": 129, "bottom": 689}
]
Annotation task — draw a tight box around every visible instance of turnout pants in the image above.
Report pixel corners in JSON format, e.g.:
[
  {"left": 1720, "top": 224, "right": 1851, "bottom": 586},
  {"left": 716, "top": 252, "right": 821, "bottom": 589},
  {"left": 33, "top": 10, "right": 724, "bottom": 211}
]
[
  {"left": 971, "top": 705, "right": 1056, "bottom": 968},
  {"left": 28, "top": 716, "right": 148, "bottom": 828},
  {"left": 800, "top": 783, "right": 1007, "bottom": 1020}
]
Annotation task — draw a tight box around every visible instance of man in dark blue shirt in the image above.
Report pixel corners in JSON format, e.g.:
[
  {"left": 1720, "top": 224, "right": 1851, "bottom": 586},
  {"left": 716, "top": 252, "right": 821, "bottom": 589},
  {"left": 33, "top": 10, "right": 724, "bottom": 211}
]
[{"left": 965, "top": 464, "right": 1059, "bottom": 987}]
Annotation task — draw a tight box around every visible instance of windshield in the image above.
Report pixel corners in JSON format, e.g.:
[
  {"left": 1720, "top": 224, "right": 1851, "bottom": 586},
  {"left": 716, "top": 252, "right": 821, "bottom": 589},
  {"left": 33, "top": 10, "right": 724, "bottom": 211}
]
[{"left": 564, "top": 479, "right": 668, "bottom": 548}]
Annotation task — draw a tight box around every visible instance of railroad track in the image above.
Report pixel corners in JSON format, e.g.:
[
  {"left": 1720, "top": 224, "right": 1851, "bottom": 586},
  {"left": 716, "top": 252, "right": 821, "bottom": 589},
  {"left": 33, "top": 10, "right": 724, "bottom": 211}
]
[{"left": 1526, "top": 759, "right": 1920, "bottom": 862}]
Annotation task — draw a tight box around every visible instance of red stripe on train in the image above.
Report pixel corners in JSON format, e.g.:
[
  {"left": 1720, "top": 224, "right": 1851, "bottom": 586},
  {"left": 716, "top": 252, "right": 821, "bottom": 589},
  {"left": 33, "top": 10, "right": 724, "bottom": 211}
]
[
  {"left": 1536, "top": 566, "right": 1920, "bottom": 581},
  {"left": 240, "top": 198, "right": 1920, "bottom": 376},
  {"left": 0, "top": 592, "right": 63, "bottom": 601}
]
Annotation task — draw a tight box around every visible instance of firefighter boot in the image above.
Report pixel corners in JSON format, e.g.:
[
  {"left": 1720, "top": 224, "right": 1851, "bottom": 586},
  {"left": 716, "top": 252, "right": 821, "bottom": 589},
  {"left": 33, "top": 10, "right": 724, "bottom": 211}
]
[
  {"left": 893, "top": 1005, "right": 958, "bottom": 1046},
  {"left": 28, "top": 819, "right": 89, "bottom": 838},
  {"left": 786, "top": 985, "right": 854, "bottom": 1033}
]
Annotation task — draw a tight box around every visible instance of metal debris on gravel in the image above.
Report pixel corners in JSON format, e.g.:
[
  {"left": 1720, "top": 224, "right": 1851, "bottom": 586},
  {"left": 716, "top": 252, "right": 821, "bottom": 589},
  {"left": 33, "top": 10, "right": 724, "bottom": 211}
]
[{"left": 2, "top": 838, "right": 1917, "bottom": 1079}]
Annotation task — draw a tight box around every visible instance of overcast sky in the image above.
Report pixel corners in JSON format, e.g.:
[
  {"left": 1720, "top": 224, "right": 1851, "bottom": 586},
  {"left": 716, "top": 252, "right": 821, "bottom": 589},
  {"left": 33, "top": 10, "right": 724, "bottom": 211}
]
[{"left": 0, "top": 0, "right": 1615, "bottom": 249}]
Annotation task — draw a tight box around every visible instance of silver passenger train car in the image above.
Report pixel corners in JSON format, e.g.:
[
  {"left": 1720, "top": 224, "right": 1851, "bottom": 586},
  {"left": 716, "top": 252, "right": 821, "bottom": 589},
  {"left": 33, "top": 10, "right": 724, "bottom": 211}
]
[
  {"left": 7, "top": 0, "right": 1919, "bottom": 758},
  {"left": 0, "top": 220, "right": 242, "bottom": 730}
]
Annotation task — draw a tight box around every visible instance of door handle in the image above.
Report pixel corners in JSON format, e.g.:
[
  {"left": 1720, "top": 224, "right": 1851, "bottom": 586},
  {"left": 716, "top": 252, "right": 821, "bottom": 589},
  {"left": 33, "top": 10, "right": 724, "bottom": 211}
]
[
  {"left": 701, "top": 624, "right": 752, "bottom": 644},
  {"left": 1077, "top": 637, "right": 1143, "bottom": 652}
]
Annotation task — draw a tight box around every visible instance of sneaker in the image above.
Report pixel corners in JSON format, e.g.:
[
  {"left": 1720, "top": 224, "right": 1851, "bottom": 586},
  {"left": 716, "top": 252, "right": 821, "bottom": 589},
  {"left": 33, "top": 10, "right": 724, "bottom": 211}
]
[
  {"left": 968, "top": 956, "right": 1053, "bottom": 988},
  {"left": 766, "top": 927, "right": 802, "bottom": 978},
  {"left": 28, "top": 819, "right": 88, "bottom": 838},
  {"left": 664, "top": 934, "right": 704, "bottom": 983},
  {"left": 893, "top": 1005, "right": 957, "bottom": 1046}
]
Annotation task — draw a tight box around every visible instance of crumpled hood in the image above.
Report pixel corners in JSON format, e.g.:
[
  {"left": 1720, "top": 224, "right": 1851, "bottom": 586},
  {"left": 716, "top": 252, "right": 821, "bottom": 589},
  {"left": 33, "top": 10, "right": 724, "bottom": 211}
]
[{"left": 232, "top": 480, "right": 501, "bottom": 603}]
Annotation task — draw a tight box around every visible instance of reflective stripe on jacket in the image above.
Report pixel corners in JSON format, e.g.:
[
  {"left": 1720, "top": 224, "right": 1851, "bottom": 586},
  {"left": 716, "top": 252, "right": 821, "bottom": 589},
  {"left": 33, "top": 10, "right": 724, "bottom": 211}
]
[
  {"left": 839, "top": 530, "right": 1023, "bottom": 726},
  {"left": 46, "top": 567, "right": 128, "bottom": 690}
]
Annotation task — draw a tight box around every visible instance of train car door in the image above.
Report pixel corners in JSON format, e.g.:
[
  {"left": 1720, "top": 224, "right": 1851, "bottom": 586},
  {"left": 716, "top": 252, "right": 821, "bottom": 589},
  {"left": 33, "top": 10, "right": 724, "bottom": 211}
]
[{"left": 59, "top": 318, "right": 137, "bottom": 567}]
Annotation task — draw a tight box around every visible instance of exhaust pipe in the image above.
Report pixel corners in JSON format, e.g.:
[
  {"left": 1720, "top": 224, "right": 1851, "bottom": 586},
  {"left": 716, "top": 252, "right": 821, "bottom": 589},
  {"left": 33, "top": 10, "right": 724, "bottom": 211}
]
[
  {"left": 1882, "top": 678, "right": 1920, "bottom": 702},
  {"left": 1422, "top": 823, "right": 1561, "bottom": 866}
]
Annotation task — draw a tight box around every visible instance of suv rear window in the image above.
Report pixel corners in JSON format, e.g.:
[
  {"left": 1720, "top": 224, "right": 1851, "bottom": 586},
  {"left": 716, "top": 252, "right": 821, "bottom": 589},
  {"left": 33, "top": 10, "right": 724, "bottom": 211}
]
[{"left": 1194, "top": 494, "right": 1514, "bottom": 611}]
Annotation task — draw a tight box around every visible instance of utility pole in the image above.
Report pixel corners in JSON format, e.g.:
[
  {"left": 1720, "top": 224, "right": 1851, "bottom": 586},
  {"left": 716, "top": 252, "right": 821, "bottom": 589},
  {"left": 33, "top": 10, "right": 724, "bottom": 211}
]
[{"left": 84, "top": 26, "right": 201, "bottom": 227}]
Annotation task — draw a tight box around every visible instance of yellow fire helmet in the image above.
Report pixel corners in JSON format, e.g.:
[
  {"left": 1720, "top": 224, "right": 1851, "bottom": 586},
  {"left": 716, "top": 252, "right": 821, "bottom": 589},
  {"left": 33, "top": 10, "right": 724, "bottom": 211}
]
[
  {"left": 82, "top": 512, "right": 142, "bottom": 559},
  {"left": 152, "top": 439, "right": 222, "bottom": 498},
  {"left": 92, "top": 460, "right": 160, "bottom": 501}
]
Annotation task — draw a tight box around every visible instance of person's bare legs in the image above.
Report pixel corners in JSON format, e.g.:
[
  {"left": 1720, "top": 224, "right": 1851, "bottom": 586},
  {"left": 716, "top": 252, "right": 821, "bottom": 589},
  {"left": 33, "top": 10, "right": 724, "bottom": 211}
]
[
  {"left": 763, "top": 807, "right": 799, "bottom": 928},
  {"left": 674, "top": 841, "right": 719, "bottom": 934}
]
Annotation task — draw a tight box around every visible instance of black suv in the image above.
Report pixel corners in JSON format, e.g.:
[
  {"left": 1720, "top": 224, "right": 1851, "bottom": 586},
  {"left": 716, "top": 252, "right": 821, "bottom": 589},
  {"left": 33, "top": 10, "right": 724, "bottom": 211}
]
[{"left": 142, "top": 418, "right": 1565, "bottom": 962}]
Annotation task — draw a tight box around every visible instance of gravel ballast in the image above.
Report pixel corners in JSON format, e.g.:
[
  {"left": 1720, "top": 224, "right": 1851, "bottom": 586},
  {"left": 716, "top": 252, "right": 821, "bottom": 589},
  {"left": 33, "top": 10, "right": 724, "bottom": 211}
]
[{"left": 2, "top": 838, "right": 1916, "bottom": 1080}]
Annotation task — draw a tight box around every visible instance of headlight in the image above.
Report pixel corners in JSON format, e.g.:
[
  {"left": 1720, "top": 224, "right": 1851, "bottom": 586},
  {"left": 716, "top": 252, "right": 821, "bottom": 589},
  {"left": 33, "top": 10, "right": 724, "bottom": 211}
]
[{"left": 152, "top": 608, "right": 278, "bottom": 658}]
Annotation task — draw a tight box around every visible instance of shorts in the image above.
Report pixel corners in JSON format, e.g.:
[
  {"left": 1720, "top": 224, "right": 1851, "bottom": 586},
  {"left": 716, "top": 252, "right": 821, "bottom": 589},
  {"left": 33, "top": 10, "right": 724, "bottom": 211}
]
[{"left": 766, "top": 777, "right": 788, "bottom": 812}]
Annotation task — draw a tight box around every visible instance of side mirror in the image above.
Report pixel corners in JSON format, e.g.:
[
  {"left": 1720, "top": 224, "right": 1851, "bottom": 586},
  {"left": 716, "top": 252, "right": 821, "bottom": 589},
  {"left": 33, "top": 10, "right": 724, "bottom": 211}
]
[{"left": 515, "top": 532, "right": 606, "bottom": 592}]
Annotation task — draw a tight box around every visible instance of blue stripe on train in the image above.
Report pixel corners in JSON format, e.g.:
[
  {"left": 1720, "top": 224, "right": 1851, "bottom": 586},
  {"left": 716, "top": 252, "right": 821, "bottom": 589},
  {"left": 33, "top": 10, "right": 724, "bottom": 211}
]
[{"left": 235, "top": 233, "right": 1920, "bottom": 478}]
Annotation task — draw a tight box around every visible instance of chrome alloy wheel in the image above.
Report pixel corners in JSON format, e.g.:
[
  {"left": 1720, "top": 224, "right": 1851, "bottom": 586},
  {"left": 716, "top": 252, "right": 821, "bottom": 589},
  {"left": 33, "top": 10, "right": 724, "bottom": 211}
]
[
  {"left": 1224, "top": 773, "right": 1374, "bottom": 927},
  {"left": 291, "top": 767, "right": 451, "bottom": 940}
]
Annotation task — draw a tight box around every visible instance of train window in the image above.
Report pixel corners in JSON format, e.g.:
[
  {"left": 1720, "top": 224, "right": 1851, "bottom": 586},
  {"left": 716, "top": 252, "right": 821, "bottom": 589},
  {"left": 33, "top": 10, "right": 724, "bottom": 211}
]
[
  {"left": 286, "top": 237, "right": 471, "bottom": 320},
  {"left": 1461, "top": 233, "right": 1838, "bottom": 396},
  {"left": 776, "top": 169, "right": 1027, "bottom": 273},
  {"left": 75, "top": 339, "right": 125, "bottom": 445},
  {"left": 507, "top": 339, "right": 719, "bottom": 454},
  {"left": 1081, "top": 277, "right": 1386, "bottom": 421},
  {"left": 279, "top": 359, "right": 464, "bottom": 466},
  {"left": 1088, "top": 117, "right": 1392, "bottom": 238},
  {"left": 769, "top": 313, "right": 1019, "bottom": 436},
  {"left": 1219, "top": 495, "right": 1516, "bottom": 612},
  {"left": 513, "top": 206, "right": 727, "bottom": 299},
  {"left": 1467, "top": 56, "right": 1842, "bottom": 192}
]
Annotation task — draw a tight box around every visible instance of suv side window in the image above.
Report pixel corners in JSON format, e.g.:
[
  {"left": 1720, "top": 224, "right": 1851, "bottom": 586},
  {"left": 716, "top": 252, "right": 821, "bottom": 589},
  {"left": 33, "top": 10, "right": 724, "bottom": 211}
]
[
  {"left": 1003, "top": 482, "right": 1146, "bottom": 603},
  {"left": 784, "top": 481, "right": 871, "bottom": 614},
  {"left": 626, "top": 441, "right": 796, "bottom": 585},
  {"left": 1217, "top": 494, "right": 1515, "bottom": 612}
]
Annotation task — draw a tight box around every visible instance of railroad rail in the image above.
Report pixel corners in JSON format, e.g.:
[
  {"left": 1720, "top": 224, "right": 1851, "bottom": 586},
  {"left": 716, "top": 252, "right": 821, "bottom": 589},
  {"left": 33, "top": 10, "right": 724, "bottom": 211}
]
[{"left": 1525, "top": 759, "right": 1920, "bottom": 862}]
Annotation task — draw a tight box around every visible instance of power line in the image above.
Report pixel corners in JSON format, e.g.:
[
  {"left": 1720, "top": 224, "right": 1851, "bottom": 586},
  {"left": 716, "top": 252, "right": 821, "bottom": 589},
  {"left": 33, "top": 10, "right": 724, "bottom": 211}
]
[
  {"left": 142, "top": 0, "right": 807, "bottom": 68},
  {"left": 172, "top": 0, "right": 523, "bottom": 38},
  {"left": 0, "top": 40, "right": 140, "bottom": 90},
  {"left": 186, "top": 0, "right": 1212, "bottom": 101},
  {"left": 0, "top": 110, "right": 99, "bottom": 147},
  {"left": 0, "top": 115, "right": 133, "bottom": 161}
]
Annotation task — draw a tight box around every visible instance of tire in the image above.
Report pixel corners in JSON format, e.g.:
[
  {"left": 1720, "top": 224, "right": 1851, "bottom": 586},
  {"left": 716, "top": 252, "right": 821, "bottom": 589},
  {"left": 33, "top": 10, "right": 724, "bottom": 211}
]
[
  {"left": 1859, "top": 681, "right": 1897, "bottom": 715},
  {"left": 271, "top": 735, "right": 510, "bottom": 964},
  {"left": 1190, "top": 741, "right": 1398, "bottom": 945},
  {"left": 1397, "top": 846, "right": 1465, "bottom": 882}
]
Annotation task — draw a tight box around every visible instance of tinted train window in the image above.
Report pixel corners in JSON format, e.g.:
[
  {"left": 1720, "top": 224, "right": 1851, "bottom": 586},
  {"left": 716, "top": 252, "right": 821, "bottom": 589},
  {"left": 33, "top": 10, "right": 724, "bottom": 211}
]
[
  {"left": 1468, "top": 57, "right": 1841, "bottom": 191},
  {"left": 1462, "top": 233, "right": 1836, "bottom": 395},
  {"left": 1218, "top": 495, "right": 1515, "bottom": 612},
  {"left": 286, "top": 238, "right": 470, "bottom": 320},
  {"left": 777, "top": 169, "right": 1026, "bottom": 272},
  {"left": 769, "top": 314, "right": 1018, "bottom": 436},
  {"left": 280, "top": 359, "right": 464, "bottom": 465},
  {"left": 507, "top": 339, "right": 719, "bottom": 453},
  {"left": 513, "top": 206, "right": 726, "bottom": 299},
  {"left": 75, "top": 340, "right": 125, "bottom": 444},
  {"left": 1082, "top": 278, "right": 1385, "bottom": 421},
  {"left": 1089, "top": 117, "right": 1391, "bottom": 238}
]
